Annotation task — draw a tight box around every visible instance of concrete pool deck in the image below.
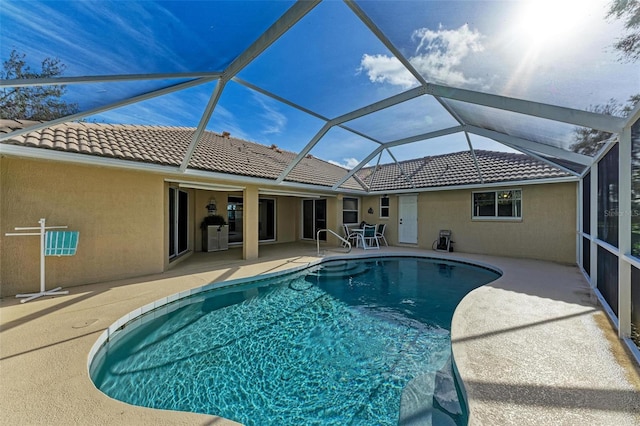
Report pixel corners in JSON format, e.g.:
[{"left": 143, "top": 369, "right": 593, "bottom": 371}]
[{"left": 1, "top": 244, "right": 638, "bottom": 425}]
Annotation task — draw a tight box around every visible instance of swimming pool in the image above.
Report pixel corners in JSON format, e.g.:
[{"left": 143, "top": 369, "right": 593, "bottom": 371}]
[{"left": 89, "top": 256, "right": 500, "bottom": 425}]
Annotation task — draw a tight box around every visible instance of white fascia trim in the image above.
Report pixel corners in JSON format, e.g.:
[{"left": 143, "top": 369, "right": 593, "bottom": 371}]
[
  {"left": 364, "top": 176, "right": 578, "bottom": 195},
  {"left": 258, "top": 189, "right": 329, "bottom": 198},
  {"left": 183, "top": 168, "right": 363, "bottom": 195},
  {"left": 0, "top": 144, "right": 182, "bottom": 174},
  {"left": 165, "top": 179, "right": 245, "bottom": 192}
]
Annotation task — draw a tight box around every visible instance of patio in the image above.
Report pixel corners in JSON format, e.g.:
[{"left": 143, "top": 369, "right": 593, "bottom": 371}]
[{"left": 1, "top": 244, "right": 638, "bottom": 425}]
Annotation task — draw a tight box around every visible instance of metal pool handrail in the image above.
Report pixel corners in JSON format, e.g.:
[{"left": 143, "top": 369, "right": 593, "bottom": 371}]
[{"left": 316, "top": 228, "right": 351, "bottom": 256}]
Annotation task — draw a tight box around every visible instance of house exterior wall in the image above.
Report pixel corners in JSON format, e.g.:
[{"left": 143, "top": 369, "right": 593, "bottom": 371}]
[
  {"left": 0, "top": 157, "right": 314, "bottom": 297},
  {"left": 0, "top": 155, "right": 577, "bottom": 298},
  {"left": 363, "top": 182, "right": 576, "bottom": 263},
  {"left": 419, "top": 183, "right": 576, "bottom": 263},
  {"left": 361, "top": 195, "right": 396, "bottom": 245},
  {"left": 1, "top": 157, "right": 166, "bottom": 297},
  {"left": 276, "top": 196, "right": 299, "bottom": 242}
]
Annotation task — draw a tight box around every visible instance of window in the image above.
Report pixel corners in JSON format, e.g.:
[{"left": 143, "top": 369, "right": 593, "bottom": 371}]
[
  {"left": 380, "top": 196, "right": 390, "bottom": 218},
  {"left": 343, "top": 197, "right": 359, "bottom": 224},
  {"left": 473, "top": 189, "right": 521, "bottom": 219}
]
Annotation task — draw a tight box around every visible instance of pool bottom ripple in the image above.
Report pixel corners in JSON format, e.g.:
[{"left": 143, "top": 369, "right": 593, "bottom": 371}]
[{"left": 92, "top": 259, "right": 498, "bottom": 425}]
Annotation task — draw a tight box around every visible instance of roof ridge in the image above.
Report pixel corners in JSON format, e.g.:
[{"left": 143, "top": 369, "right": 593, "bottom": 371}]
[
  {"left": 361, "top": 149, "right": 474, "bottom": 171},
  {"left": 360, "top": 149, "right": 544, "bottom": 172}
]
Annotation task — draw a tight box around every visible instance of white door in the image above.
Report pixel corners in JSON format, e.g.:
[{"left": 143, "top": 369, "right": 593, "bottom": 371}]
[{"left": 398, "top": 195, "right": 418, "bottom": 244}]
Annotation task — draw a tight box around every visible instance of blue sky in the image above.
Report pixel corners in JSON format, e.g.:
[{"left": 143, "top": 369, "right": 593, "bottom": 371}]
[{"left": 1, "top": 0, "right": 638, "bottom": 168}]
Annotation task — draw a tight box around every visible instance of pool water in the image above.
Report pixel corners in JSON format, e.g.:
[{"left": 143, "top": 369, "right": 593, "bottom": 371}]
[{"left": 90, "top": 257, "right": 499, "bottom": 425}]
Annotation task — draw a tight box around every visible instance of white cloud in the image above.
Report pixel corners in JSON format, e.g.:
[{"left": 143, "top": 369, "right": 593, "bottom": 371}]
[
  {"left": 87, "top": 85, "right": 213, "bottom": 127},
  {"left": 328, "top": 157, "right": 361, "bottom": 169},
  {"left": 359, "top": 24, "right": 486, "bottom": 89},
  {"left": 253, "top": 94, "right": 287, "bottom": 135},
  {"left": 358, "top": 54, "right": 417, "bottom": 89},
  {"left": 207, "top": 105, "right": 252, "bottom": 141}
]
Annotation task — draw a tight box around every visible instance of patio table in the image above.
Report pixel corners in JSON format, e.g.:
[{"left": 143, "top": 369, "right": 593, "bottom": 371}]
[{"left": 348, "top": 227, "right": 378, "bottom": 249}]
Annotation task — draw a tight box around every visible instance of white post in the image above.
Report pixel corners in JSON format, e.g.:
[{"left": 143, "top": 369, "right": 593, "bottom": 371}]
[
  {"left": 590, "top": 163, "right": 598, "bottom": 289},
  {"left": 39, "top": 218, "right": 46, "bottom": 294},
  {"left": 577, "top": 178, "right": 582, "bottom": 267},
  {"left": 618, "top": 126, "right": 632, "bottom": 338},
  {"left": 6, "top": 218, "right": 71, "bottom": 303}
]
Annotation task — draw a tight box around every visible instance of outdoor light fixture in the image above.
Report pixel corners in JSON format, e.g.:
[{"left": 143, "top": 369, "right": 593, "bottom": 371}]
[
  {"left": 368, "top": 207, "right": 374, "bottom": 214},
  {"left": 206, "top": 199, "right": 217, "bottom": 215}
]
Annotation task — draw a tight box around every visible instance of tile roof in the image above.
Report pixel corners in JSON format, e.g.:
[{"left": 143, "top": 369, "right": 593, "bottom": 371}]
[
  {"left": 0, "top": 120, "right": 363, "bottom": 190},
  {"left": 357, "top": 150, "right": 573, "bottom": 191},
  {"left": 0, "top": 120, "right": 574, "bottom": 192}
]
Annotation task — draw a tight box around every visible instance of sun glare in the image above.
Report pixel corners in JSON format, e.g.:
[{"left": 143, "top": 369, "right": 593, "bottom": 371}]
[
  {"left": 515, "top": 1, "right": 598, "bottom": 50},
  {"left": 503, "top": 0, "right": 605, "bottom": 97}
]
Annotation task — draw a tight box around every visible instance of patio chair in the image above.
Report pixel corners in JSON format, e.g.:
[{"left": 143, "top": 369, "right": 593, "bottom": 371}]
[
  {"left": 433, "top": 230, "right": 453, "bottom": 252},
  {"left": 375, "top": 223, "right": 388, "bottom": 246},
  {"left": 361, "top": 224, "right": 379, "bottom": 250},
  {"left": 342, "top": 224, "right": 358, "bottom": 247}
]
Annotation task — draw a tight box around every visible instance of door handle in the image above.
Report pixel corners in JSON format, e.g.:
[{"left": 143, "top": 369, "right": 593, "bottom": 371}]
[{"left": 399, "top": 219, "right": 403, "bottom": 224}]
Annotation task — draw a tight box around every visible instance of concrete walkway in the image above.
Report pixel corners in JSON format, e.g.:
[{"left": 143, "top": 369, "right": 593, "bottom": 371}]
[
  {"left": 450, "top": 254, "right": 640, "bottom": 425},
  {"left": 1, "top": 245, "right": 638, "bottom": 425}
]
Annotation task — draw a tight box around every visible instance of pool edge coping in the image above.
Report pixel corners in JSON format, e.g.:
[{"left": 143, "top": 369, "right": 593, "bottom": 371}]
[{"left": 86, "top": 251, "right": 504, "bottom": 421}]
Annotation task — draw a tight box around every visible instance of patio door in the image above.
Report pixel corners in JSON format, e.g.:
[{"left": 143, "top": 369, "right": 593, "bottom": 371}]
[
  {"left": 227, "top": 196, "right": 276, "bottom": 244},
  {"left": 398, "top": 194, "right": 418, "bottom": 244},
  {"left": 302, "top": 199, "right": 326, "bottom": 241},
  {"left": 169, "top": 187, "right": 189, "bottom": 258}
]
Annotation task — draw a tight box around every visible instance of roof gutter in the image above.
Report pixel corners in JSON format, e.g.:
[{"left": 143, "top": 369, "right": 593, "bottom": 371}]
[{"left": 0, "top": 144, "right": 365, "bottom": 195}]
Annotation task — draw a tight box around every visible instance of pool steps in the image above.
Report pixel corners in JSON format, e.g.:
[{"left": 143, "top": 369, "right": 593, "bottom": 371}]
[{"left": 309, "top": 260, "right": 370, "bottom": 279}]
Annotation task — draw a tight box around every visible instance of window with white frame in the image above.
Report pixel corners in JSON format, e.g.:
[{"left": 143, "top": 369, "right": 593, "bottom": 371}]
[
  {"left": 343, "top": 197, "right": 359, "bottom": 224},
  {"left": 473, "top": 189, "right": 521, "bottom": 219},
  {"left": 380, "top": 196, "right": 390, "bottom": 218}
]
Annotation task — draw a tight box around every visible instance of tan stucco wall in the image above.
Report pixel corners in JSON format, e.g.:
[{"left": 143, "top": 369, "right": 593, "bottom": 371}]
[
  {"left": 361, "top": 195, "right": 396, "bottom": 245},
  {"left": 360, "top": 182, "right": 577, "bottom": 263},
  {"left": 276, "top": 196, "right": 299, "bottom": 242},
  {"left": 419, "top": 183, "right": 577, "bottom": 263},
  {"left": 0, "top": 154, "right": 577, "bottom": 297},
  {"left": 0, "top": 158, "right": 312, "bottom": 297},
  {"left": 1, "top": 157, "right": 166, "bottom": 297}
]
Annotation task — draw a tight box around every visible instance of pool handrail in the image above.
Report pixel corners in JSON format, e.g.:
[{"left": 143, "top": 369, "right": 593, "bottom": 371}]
[{"left": 316, "top": 228, "right": 351, "bottom": 256}]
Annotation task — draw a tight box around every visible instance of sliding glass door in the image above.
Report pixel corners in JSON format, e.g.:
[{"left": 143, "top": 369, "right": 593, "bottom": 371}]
[
  {"left": 227, "top": 196, "right": 276, "bottom": 244},
  {"left": 302, "top": 199, "right": 326, "bottom": 241},
  {"left": 168, "top": 187, "right": 189, "bottom": 258}
]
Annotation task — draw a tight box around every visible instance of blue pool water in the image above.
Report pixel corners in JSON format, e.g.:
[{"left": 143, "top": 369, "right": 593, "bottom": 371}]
[{"left": 90, "top": 257, "right": 500, "bottom": 425}]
